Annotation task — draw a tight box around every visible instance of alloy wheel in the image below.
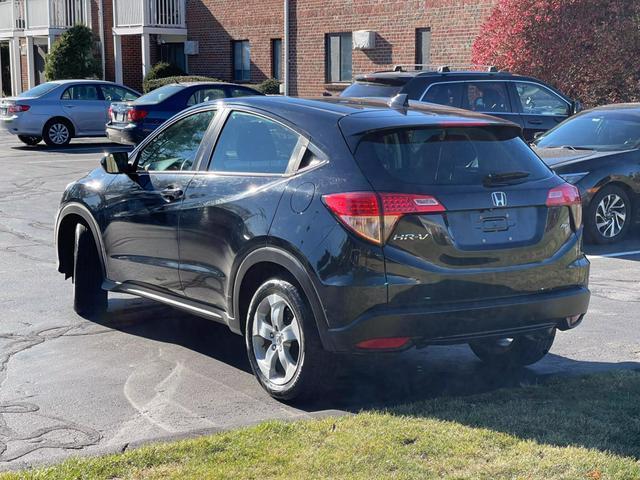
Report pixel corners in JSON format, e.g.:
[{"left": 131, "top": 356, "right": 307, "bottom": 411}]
[
  {"left": 49, "top": 123, "right": 70, "bottom": 145},
  {"left": 252, "top": 293, "right": 302, "bottom": 385},
  {"left": 595, "top": 193, "right": 626, "bottom": 238}
]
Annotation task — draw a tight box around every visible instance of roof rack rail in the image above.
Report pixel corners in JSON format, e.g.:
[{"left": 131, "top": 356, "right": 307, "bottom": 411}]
[{"left": 392, "top": 64, "right": 502, "bottom": 73}]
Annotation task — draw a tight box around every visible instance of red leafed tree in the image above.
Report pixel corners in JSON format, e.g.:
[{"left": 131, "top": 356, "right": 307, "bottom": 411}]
[{"left": 472, "top": 0, "right": 640, "bottom": 107}]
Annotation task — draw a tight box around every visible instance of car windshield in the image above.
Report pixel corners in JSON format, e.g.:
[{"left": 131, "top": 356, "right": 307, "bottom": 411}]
[
  {"left": 356, "top": 126, "right": 551, "bottom": 186},
  {"left": 341, "top": 82, "right": 404, "bottom": 98},
  {"left": 535, "top": 110, "right": 640, "bottom": 151},
  {"left": 18, "top": 82, "right": 59, "bottom": 99},
  {"left": 134, "top": 85, "right": 185, "bottom": 105}
]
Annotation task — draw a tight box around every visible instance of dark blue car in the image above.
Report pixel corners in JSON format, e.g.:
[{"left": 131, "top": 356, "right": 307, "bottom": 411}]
[{"left": 106, "top": 82, "right": 263, "bottom": 145}]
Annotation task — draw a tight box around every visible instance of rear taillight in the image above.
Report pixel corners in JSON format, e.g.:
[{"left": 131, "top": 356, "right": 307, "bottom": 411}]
[
  {"left": 322, "top": 192, "right": 445, "bottom": 245},
  {"left": 127, "top": 108, "right": 148, "bottom": 122},
  {"left": 108, "top": 106, "right": 113, "bottom": 118},
  {"left": 8, "top": 104, "right": 30, "bottom": 114},
  {"left": 546, "top": 183, "right": 582, "bottom": 228}
]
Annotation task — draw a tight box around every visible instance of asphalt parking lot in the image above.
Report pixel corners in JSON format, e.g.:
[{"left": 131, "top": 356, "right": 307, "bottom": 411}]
[{"left": 0, "top": 131, "right": 639, "bottom": 470}]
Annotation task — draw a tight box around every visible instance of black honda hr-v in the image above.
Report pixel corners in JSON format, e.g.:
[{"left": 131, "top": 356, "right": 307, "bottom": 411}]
[{"left": 55, "top": 95, "right": 590, "bottom": 400}]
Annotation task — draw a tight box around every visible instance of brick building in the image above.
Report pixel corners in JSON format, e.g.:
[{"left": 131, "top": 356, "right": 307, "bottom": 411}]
[{"left": 0, "top": 0, "right": 497, "bottom": 97}]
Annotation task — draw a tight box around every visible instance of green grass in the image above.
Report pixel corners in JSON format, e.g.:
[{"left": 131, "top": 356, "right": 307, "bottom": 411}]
[{"left": 3, "top": 371, "right": 640, "bottom": 479}]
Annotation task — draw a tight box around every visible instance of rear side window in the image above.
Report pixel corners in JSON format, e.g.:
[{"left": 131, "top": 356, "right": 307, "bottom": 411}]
[
  {"left": 355, "top": 127, "right": 551, "bottom": 186},
  {"left": 209, "top": 111, "right": 300, "bottom": 174},
  {"left": 422, "top": 83, "right": 462, "bottom": 107},
  {"left": 341, "top": 82, "right": 403, "bottom": 98}
]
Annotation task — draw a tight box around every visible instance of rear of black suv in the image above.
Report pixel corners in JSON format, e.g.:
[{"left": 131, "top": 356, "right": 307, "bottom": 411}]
[{"left": 307, "top": 105, "right": 589, "bottom": 359}]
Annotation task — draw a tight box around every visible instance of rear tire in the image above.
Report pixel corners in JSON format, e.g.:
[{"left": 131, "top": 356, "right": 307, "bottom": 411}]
[
  {"left": 43, "top": 118, "right": 72, "bottom": 147},
  {"left": 245, "top": 278, "right": 333, "bottom": 401},
  {"left": 73, "top": 223, "right": 107, "bottom": 317},
  {"left": 18, "top": 135, "right": 42, "bottom": 146},
  {"left": 469, "top": 329, "right": 556, "bottom": 368},
  {"left": 585, "top": 185, "right": 631, "bottom": 244}
]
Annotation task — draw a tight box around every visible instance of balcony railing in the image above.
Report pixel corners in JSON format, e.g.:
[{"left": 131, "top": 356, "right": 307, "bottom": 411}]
[
  {"left": 0, "top": 0, "right": 26, "bottom": 32},
  {"left": 115, "top": 0, "right": 186, "bottom": 29},
  {"left": 25, "top": 0, "right": 88, "bottom": 30}
]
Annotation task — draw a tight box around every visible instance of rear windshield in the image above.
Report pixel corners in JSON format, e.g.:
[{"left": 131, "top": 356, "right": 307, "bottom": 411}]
[
  {"left": 18, "top": 82, "right": 59, "bottom": 99},
  {"left": 341, "top": 82, "right": 403, "bottom": 98},
  {"left": 355, "top": 127, "right": 551, "bottom": 186},
  {"left": 134, "top": 85, "right": 184, "bottom": 105}
]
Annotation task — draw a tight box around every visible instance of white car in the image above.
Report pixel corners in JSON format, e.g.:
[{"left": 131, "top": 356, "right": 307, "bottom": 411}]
[{"left": 0, "top": 80, "right": 140, "bottom": 147}]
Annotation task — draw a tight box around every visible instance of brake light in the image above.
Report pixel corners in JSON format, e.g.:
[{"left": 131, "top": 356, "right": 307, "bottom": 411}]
[
  {"left": 8, "top": 104, "right": 30, "bottom": 114},
  {"left": 322, "top": 192, "right": 445, "bottom": 245},
  {"left": 127, "top": 108, "right": 148, "bottom": 122},
  {"left": 108, "top": 106, "right": 113, "bottom": 117},
  {"left": 547, "top": 183, "right": 582, "bottom": 228}
]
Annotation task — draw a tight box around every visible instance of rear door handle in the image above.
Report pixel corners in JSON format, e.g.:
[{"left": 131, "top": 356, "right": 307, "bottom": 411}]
[{"left": 160, "top": 186, "right": 184, "bottom": 202}]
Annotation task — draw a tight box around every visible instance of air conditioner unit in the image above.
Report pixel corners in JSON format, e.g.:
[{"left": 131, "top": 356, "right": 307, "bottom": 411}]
[
  {"left": 353, "top": 30, "right": 376, "bottom": 50},
  {"left": 184, "top": 41, "right": 199, "bottom": 56}
]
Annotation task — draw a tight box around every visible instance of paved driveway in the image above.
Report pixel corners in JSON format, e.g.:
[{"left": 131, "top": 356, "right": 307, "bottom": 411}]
[{"left": 0, "top": 132, "right": 638, "bottom": 470}]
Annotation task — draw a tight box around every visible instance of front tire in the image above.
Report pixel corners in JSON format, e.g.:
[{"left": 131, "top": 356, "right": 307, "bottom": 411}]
[
  {"left": 245, "top": 278, "right": 332, "bottom": 401},
  {"left": 73, "top": 223, "right": 107, "bottom": 317},
  {"left": 585, "top": 185, "right": 631, "bottom": 244},
  {"left": 43, "top": 118, "right": 72, "bottom": 147},
  {"left": 469, "top": 329, "right": 556, "bottom": 368},
  {"left": 18, "top": 135, "right": 42, "bottom": 146}
]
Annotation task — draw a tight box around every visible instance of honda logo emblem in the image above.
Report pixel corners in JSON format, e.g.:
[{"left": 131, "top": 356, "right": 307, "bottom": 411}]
[{"left": 491, "top": 192, "right": 507, "bottom": 208}]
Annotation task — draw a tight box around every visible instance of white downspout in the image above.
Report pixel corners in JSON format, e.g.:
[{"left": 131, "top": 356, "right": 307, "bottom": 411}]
[
  {"left": 98, "top": 0, "right": 105, "bottom": 79},
  {"left": 283, "top": 0, "right": 289, "bottom": 96}
]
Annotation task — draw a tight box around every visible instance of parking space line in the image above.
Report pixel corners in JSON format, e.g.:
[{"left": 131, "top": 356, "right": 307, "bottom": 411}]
[{"left": 588, "top": 249, "right": 640, "bottom": 259}]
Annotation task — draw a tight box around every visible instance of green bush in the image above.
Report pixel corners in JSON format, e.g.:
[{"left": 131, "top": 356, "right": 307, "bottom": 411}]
[
  {"left": 44, "top": 25, "right": 101, "bottom": 81},
  {"left": 144, "top": 75, "right": 222, "bottom": 93},
  {"left": 256, "top": 78, "right": 282, "bottom": 94},
  {"left": 142, "top": 62, "right": 186, "bottom": 92}
]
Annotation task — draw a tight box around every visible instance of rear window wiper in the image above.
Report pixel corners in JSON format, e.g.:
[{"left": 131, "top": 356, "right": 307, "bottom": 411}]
[{"left": 483, "top": 171, "right": 531, "bottom": 187}]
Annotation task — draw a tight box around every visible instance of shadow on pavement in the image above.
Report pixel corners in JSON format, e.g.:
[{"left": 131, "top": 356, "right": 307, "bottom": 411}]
[{"left": 92, "top": 296, "right": 640, "bottom": 417}]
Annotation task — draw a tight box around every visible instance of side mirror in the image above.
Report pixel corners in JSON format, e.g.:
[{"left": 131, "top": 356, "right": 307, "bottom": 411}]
[
  {"left": 571, "top": 100, "right": 583, "bottom": 115},
  {"left": 100, "top": 151, "right": 132, "bottom": 174}
]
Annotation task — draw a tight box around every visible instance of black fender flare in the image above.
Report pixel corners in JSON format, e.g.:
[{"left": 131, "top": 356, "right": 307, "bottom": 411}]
[
  {"left": 55, "top": 202, "right": 108, "bottom": 278},
  {"left": 230, "top": 246, "right": 334, "bottom": 350}
]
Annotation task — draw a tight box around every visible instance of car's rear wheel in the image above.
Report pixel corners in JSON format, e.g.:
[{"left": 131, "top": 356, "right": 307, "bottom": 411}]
[
  {"left": 469, "top": 328, "right": 556, "bottom": 368},
  {"left": 43, "top": 118, "right": 72, "bottom": 147},
  {"left": 18, "top": 135, "right": 42, "bottom": 146},
  {"left": 73, "top": 223, "right": 107, "bottom": 317},
  {"left": 245, "top": 278, "right": 332, "bottom": 401},
  {"left": 585, "top": 185, "right": 631, "bottom": 244}
]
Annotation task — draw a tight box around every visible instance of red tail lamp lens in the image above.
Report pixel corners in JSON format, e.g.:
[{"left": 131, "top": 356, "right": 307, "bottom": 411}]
[{"left": 356, "top": 337, "right": 411, "bottom": 350}]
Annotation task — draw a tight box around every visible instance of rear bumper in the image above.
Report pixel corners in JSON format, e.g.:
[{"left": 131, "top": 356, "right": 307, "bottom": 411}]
[
  {"left": 106, "top": 124, "right": 145, "bottom": 145},
  {"left": 325, "top": 286, "right": 590, "bottom": 352}
]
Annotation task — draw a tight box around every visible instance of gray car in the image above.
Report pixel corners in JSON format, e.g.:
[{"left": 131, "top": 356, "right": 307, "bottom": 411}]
[{"left": 0, "top": 80, "right": 140, "bottom": 147}]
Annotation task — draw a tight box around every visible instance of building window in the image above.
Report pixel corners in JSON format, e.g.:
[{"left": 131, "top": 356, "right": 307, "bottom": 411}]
[
  {"left": 415, "top": 28, "right": 431, "bottom": 69},
  {"left": 233, "top": 40, "right": 250, "bottom": 82},
  {"left": 271, "top": 39, "right": 282, "bottom": 81},
  {"left": 160, "top": 42, "right": 186, "bottom": 72},
  {"left": 325, "top": 33, "right": 352, "bottom": 83}
]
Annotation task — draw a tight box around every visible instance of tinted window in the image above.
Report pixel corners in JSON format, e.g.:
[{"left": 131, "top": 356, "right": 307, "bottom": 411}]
[
  {"left": 137, "top": 110, "right": 216, "bottom": 172},
  {"left": 101, "top": 85, "right": 138, "bottom": 102},
  {"left": 18, "top": 82, "right": 59, "bottom": 98},
  {"left": 423, "top": 83, "right": 462, "bottom": 107},
  {"left": 341, "top": 82, "right": 403, "bottom": 98},
  {"left": 187, "top": 87, "right": 226, "bottom": 106},
  {"left": 462, "top": 82, "right": 510, "bottom": 113},
  {"left": 134, "top": 85, "right": 184, "bottom": 105},
  {"left": 61, "top": 85, "right": 99, "bottom": 101},
  {"left": 355, "top": 127, "right": 551, "bottom": 186},
  {"left": 229, "top": 87, "right": 259, "bottom": 98},
  {"left": 210, "top": 112, "right": 299, "bottom": 174},
  {"left": 536, "top": 111, "right": 640, "bottom": 151},
  {"left": 515, "top": 82, "right": 569, "bottom": 116}
]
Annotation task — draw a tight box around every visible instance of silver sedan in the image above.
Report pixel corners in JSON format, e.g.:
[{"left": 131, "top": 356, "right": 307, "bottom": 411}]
[{"left": 0, "top": 80, "right": 140, "bottom": 147}]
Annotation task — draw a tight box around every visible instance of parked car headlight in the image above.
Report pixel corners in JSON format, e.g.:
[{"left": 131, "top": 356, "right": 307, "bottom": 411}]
[{"left": 560, "top": 172, "right": 589, "bottom": 184}]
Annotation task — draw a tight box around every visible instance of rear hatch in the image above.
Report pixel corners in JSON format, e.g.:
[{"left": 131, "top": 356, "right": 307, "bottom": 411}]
[{"left": 348, "top": 123, "right": 584, "bottom": 306}]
